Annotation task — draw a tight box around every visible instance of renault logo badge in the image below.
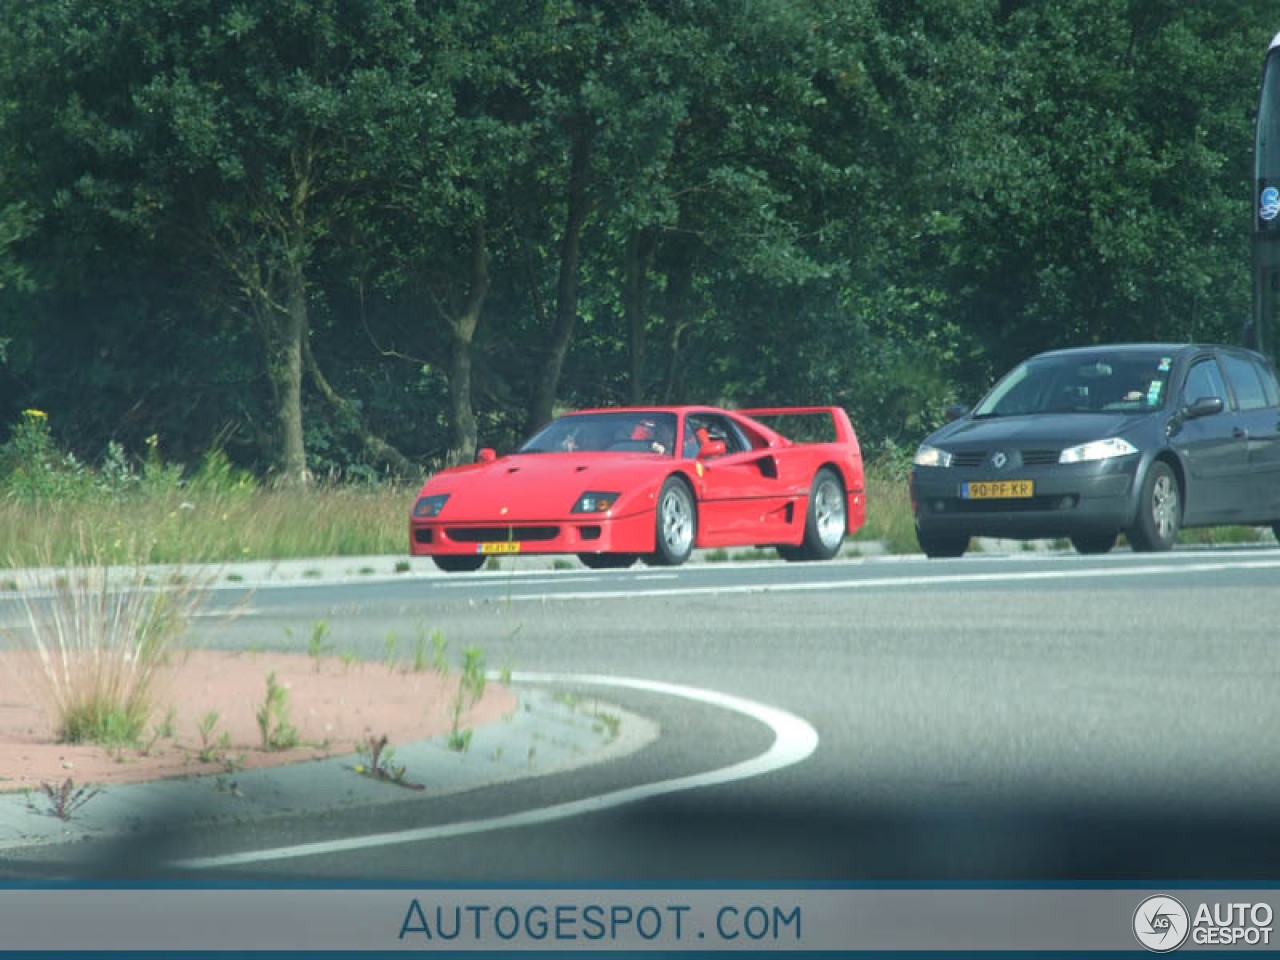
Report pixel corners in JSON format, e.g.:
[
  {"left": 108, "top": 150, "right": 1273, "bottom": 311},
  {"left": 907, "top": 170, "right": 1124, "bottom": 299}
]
[{"left": 992, "top": 451, "right": 1008, "bottom": 470}]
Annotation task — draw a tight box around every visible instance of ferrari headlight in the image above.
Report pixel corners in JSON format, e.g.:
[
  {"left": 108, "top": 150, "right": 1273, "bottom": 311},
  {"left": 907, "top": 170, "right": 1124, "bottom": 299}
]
[
  {"left": 1058, "top": 437, "right": 1138, "bottom": 464},
  {"left": 413, "top": 493, "right": 450, "bottom": 517},
  {"left": 913, "top": 445, "right": 953, "bottom": 468},
  {"left": 572, "top": 491, "right": 620, "bottom": 513}
]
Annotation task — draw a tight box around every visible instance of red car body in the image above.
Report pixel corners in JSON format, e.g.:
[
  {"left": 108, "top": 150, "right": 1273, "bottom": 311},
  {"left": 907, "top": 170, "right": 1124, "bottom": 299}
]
[{"left": 409, "top": 406, "right": 865, "bottom": 571}]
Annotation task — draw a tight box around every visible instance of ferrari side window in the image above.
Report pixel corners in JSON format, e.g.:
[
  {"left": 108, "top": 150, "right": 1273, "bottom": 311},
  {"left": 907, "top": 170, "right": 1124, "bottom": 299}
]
[
  {"left": 692, "top": 414, "right": 742, "bottom": 454},
  {"left": 682, "top": 421, "right": 699, "bottom": 459}
]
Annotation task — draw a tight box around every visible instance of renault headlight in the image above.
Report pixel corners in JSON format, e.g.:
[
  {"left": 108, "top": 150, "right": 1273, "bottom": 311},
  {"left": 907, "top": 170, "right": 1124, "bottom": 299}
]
[
  {"left": 913, "top": 445, "right": 953, "bottom": 468},
  {"left": 1058, "top": 437, "right": 1138, "bottom": 464}
]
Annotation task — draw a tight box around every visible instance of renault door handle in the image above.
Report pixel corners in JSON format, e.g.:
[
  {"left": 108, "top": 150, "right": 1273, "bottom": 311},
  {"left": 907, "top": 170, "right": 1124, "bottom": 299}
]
[{"left": 1233, "top": 426, "right": 1249, "bottom": 439}]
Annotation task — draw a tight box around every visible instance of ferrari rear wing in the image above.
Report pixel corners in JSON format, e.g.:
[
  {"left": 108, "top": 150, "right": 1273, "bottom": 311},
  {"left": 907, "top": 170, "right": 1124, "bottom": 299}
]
[{"left": 736, "top": 406, "right": 859, "bottom": 448}]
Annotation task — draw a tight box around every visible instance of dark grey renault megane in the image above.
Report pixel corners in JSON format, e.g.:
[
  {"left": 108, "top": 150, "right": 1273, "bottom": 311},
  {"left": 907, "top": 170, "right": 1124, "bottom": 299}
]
[{"left": 909, "top": 344, "right": 1280, "bottom": 557}]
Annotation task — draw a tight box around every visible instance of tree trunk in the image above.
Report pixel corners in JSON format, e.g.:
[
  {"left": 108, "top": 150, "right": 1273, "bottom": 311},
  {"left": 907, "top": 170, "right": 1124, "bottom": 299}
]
[
  {"left": 624, "top": 230, "right": 655, "bottom": 405},
  {"left": 661, "top": 245, "right": 694, "bottom": 404},
  {"left": 530, "top": 125, "right": 592, "bottom": 430},
  {"left": 303, "top": 336, "right": 416, "bottom": 477},
  {"left": 447, "top": 221, "right": 488, "bottom": 465},
  {"left": 271, "top": 263, "right": 310, "bottom": 486}
]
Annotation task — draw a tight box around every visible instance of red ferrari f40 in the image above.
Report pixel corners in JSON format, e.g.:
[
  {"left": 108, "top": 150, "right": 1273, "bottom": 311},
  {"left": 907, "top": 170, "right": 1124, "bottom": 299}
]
[{"left": 409, "top": 406, "right": 865, "bottom": 572}]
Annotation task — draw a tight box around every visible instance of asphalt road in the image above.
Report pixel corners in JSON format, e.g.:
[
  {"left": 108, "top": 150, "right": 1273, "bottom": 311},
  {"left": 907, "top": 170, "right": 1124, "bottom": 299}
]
[{"left": 6, "top": 545, "right": 1280, "bottom": 881}]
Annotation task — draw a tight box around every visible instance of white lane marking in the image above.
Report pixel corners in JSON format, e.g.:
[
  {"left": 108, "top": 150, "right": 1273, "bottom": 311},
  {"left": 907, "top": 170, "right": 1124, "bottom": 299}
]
[
  {"left": 488, "top": 576, "right": 601, "bottom": 587},
  {"left": 502, "top": 558, "right": 1280, "bottom": 602},
  {"left": 171, "top": 673, "right": 818, "bottom": 870},
  {"left": 635, "top": 574, "right": 679, "bottom": 581}
]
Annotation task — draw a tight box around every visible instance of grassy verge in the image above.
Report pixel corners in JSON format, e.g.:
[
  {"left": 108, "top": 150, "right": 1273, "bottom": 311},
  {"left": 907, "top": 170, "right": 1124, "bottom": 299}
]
[
  {"left": 0, "top": 405, "right": 1272, "bottom": 571},
  {"left": 851, "top": 456, "right": 918, "bottom": 554},
  {"left": 0, "top": 486, "right": 411, "bottom": 568}
]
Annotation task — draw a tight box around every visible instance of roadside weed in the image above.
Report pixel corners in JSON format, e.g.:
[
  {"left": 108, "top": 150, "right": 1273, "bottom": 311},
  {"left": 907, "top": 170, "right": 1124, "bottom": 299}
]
[
  {"left": 195, "top": 710, "right": 222, "bottom": 762},
  {"left": 140, "top": 706, "right": 177, "bottom": 756},
  {"left": 308, "top": 620, "right": 333, "bottom": 671},
  {"left": 29, "top": 778, "right": 101, "bottom": 821},
  {"left": 431, "top": 630, "right": 448, "bottom": 676},
  {"left": 447, "top": 646, "right": 487, "bottom": 753},
  {"left": 256, "top": 671, "right": 299, "bottom": 750},
  {"left": 354, "top": 733, "right": 424, "bottom": 791}
]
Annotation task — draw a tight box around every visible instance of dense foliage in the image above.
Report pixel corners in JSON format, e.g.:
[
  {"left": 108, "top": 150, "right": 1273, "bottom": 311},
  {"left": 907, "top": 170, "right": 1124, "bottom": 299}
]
[{"left": 0, "top": 0, "right": 1273, "bottom": 481}]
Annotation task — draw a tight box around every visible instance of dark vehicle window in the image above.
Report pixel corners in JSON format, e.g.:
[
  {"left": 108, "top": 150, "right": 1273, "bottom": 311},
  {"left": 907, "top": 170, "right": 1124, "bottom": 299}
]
[
  {"left": 520, "top": 411, "right": 678, "bottom": 454},
  {"left": 1221, "top": 354, "right": 1269, "bottom": 410},
  {"left": 681, "top": 420, "right": 699, "bottom": 458},
  {"left": 1254, "top": 360, "right": 1280, "bottom": 407},
  {"left": 1182, "top": 359, "right": 1229, "bottom": 407},
  {"left": 685, "top": 413, "right": 745, "bottom": 455},
  {"left": 974, "top": 352, "right": 1173, "bottom": 417}
]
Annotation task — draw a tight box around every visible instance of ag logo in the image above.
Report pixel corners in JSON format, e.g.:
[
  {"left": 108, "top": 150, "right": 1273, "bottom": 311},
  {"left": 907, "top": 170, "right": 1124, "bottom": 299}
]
[
  {"left": 1133, "top": 895, "right": 1190, "bottom": 952},
  {"left": 991, "top": 451, "right": 1008, "bottom": 470},
  {"left": 1262, "top": 186, "right": 1280, "bottom": 222}
]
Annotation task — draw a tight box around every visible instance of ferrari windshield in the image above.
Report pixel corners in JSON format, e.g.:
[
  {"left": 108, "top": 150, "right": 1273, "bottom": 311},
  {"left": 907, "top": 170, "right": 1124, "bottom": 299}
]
[
  {"left": 973, "top": 351, "right": 1174, "bottom": 418},
  {"left": 520, "top": 411, "right": 678, "bottom": 455}
]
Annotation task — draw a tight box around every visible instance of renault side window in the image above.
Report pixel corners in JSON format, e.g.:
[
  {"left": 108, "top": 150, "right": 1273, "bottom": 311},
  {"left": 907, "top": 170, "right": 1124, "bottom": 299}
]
[
  {"left": 1253, "top": 360, "right": 1280, "bottom": 407},
  {"left": 1182, "top": 359, "right": 1228, "bottom": 408},
  {"left": 1221, "top": 354, "right": 1268, "bottom": 411}
]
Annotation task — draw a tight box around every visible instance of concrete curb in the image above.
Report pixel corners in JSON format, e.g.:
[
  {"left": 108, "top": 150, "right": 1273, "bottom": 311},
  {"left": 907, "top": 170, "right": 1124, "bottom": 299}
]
[{"left": 0, "top": 687, "right": 656, "bottom": 852}]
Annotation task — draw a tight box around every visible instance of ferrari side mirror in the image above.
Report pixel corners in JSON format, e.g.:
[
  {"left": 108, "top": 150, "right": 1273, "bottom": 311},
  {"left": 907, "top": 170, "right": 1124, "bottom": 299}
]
[
  {"left": 477, "top": 448, "right": 497, "bottom": 463},
  {"left": 698, "top": 439, "right": 727, "bottom": 459}
]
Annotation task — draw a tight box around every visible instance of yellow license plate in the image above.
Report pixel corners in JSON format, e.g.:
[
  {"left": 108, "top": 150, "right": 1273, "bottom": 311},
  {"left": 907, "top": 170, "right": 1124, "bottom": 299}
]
[
  {"left": 478, "top": 541, "right": 522, "bottom": 554},
  {"left": 962, "top": 480, "right": 1034, "bottom": 499}
]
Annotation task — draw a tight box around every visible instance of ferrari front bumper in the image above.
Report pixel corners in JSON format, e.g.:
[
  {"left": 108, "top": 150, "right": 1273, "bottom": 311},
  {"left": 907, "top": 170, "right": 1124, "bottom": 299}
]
[{"left": 409, "top": 508, "right": 657, "bottom": 557}]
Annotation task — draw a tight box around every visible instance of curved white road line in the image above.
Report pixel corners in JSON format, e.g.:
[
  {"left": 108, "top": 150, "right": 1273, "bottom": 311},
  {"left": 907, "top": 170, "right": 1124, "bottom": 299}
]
[{"left": 172, "top": 673, "right": 819, "bottom": 871}]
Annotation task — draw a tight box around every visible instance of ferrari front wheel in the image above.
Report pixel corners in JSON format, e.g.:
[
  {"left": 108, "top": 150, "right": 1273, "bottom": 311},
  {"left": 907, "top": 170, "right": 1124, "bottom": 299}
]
[
  {"left": 578, "top": 553, "right": 638, "bottom": 569},
  {"left": 432, "top": 555, "right": 487, "bottom": 573},
  {"left": 649, "top": 477, "right": 696, "bottom": 566},
  {"left": 780, "top": 467, "right": 846, "bottom": 562}
]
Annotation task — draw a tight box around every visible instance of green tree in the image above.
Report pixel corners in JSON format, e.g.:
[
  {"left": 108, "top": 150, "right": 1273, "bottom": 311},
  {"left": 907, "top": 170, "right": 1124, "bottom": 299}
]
[{"left": 1, "top": 0, "right": 448, "bottom": 481}]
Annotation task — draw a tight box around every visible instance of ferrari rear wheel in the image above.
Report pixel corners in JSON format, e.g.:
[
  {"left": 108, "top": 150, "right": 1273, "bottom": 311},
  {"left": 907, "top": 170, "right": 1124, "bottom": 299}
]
[
  {"left": 578, "top": 553, "right": 638, "bottom": 569},
  {"left": 432, "top": 555, "right": 487, "bottom": 573},
  {"left": 649, "top": 477, "right": 696, "bottom": 566},
  {"left": 780, "top": 467, "right": 846, "bottom": 562}
]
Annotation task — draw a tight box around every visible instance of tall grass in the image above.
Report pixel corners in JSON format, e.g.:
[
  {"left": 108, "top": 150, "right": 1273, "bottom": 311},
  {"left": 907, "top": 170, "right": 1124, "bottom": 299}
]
[
  {"left": 0, "top": 486, "right": 413, "bottom": 567},
  {"left": 852, "top": 455, "right": 918, "bottom": 554},
  {"left": 16, "top": 552, "right": 208, "bottom": 744},
  {"left": 0, "top": 411, "right": 414, "bottom": 566}
]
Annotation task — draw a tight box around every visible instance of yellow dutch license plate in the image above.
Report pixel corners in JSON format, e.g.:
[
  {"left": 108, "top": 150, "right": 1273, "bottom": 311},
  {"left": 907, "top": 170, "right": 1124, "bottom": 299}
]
[
  {"left": 478, "top": 542, "right": 522, "bottom": 554},
  {"left": 962, "top": 480, "right": 1034, "bottom": 499}
]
